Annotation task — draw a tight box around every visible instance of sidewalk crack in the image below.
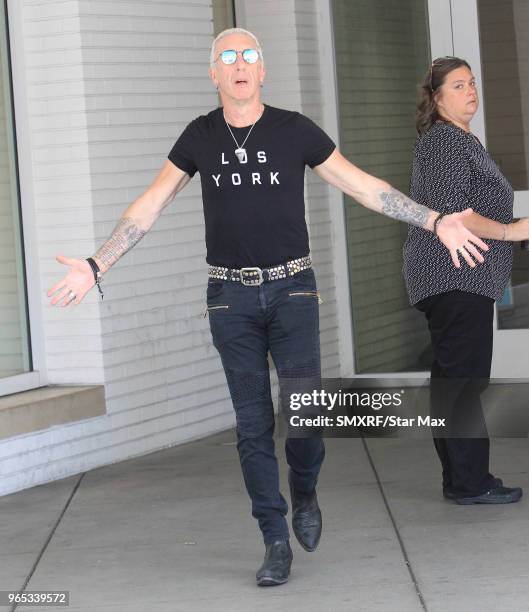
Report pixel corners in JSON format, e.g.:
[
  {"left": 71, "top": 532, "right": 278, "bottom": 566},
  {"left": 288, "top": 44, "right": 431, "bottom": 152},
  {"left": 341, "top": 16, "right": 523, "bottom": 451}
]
[
  {"left": 361, "top": 438, "right": 428, "bottom": 612},
  {"left": 10, "top": 473, "right": 86, "bottom": 612}
]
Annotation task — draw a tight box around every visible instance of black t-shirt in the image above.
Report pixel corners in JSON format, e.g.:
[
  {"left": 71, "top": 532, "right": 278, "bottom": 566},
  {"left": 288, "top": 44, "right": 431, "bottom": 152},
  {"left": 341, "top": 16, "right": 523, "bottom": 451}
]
[{"left": 167, "top": 104, "right": 335, "bottom": 268}]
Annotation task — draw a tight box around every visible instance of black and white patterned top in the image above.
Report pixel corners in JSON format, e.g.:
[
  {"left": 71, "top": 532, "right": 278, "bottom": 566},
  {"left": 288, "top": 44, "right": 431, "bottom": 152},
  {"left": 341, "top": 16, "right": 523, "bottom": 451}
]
[{"left": 403, "top": 121, "right": 514, "bottom": 306}]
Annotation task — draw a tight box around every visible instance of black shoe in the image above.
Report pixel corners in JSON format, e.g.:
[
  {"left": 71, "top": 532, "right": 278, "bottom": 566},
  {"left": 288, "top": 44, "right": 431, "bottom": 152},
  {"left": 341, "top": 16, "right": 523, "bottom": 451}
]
[
  {"left": 289, "top": 471, "right": 322, "bottom": 552},
  {"left": 443, "top": 478, "right": 503, "bottom": 500},
  {"left": 256, "top": 539, "right": 293, "bottom": 587},
  {"left": 455, "top": 484, "right": 523, "bottom": 505}
]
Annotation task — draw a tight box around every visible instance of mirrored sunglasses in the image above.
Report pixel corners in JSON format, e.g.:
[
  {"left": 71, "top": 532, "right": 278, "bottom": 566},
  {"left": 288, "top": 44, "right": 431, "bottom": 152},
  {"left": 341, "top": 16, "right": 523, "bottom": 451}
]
[{"left": 216, "top": 48, "right": 260, "bottom": 65}]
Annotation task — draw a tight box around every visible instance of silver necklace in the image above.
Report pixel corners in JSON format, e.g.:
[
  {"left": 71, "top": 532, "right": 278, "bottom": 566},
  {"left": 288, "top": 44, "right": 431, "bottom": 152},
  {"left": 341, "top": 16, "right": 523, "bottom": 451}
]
[{"left": 224, "top": 105, "right": 264, "bottom": 163}]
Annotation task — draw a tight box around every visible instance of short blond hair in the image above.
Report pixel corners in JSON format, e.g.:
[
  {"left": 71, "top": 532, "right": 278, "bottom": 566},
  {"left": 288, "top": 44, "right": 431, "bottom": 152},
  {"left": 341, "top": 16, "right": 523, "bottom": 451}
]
[{"left": 210, "top": 28, "right": 264, "bottom": 67}]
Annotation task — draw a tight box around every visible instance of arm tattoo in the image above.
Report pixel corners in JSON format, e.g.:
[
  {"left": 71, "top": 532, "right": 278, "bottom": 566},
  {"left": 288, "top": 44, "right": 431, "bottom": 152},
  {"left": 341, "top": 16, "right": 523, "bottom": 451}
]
[
  {"left": 93, "top": 217, "right": 147, "bottom": 271},
  {"left": 379, "top": 188, "right": 430, "bottom": 228}
]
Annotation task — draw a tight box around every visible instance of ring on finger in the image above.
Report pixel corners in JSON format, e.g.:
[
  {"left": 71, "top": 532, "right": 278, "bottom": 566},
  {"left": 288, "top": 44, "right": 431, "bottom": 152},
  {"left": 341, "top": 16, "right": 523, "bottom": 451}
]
[{"left": 67, "top": 291, "right": 77, "bottom": 301}]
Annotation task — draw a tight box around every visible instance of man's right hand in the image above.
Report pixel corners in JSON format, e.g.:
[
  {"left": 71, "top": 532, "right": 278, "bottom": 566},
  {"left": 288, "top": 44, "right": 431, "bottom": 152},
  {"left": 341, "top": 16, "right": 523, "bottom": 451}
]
[
  {"left": 47, "top": 255, "right": 95, "bottom": 307},
  {"left": 46, "top": 162, "right": 191, "bottom": 309}
]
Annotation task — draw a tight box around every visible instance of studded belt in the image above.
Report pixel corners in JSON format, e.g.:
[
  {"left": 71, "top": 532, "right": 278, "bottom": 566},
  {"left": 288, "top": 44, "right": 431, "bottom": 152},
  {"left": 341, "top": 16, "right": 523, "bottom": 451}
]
[{"left": 208, "top": 255, "right": 312, "bottom": 286}]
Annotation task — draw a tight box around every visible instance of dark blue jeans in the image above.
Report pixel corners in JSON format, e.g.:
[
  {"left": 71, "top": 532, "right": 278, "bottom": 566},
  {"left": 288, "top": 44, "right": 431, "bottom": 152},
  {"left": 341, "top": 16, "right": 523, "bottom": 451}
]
[{"left": 207, "top": 268, "right": 325, "bottom": 544}]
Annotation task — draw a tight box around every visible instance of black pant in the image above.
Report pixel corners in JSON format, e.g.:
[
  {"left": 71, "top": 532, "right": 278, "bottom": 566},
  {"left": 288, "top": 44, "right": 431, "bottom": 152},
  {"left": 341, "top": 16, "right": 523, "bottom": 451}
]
[
  {"left": 417, "top": 290, "right": 496, "bottom": 497},
  {"left": 207, "top": 269, "right": 325, "bottom": 544}
]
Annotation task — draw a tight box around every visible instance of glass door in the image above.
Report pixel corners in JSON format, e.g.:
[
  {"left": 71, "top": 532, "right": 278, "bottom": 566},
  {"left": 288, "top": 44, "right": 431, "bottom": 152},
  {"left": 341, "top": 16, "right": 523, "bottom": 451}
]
[
  {"left": 0, "top": 0, "right": 44, "bottom": 396},
  {"left": 448, "top": 0, "right": 529, "bottom": 377},
  {"left": 0, "top": 1, "right": 31, "bottom": 386},
  {"left": 331, "top": 0, "right": 433, "bottom": 375}
]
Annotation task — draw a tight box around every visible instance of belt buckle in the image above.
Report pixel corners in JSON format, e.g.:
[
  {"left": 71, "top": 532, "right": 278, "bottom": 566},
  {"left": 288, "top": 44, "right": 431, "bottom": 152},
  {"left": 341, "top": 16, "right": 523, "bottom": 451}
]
[{"left": 240, "top": 267, "right": 263, "bottom": 286}]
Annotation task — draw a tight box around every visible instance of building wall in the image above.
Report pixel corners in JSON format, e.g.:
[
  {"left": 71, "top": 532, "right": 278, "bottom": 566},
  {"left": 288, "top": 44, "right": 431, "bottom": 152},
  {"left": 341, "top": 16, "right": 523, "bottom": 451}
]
[
  {"left": 0, "top": 0, "right": 344, "bottom": 496},
  {"left": 1, "top": 0, "right": 228, "bottom": 497},
  {"left": 21, "top": 0, "right": 105, "bottom": 387}
]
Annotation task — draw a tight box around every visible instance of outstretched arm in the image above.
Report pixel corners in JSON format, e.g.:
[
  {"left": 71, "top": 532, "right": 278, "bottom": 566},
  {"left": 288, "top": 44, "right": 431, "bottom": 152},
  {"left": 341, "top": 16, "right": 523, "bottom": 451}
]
[
  {"left": 47, "top": 160, "right": 190, "bottom": 307},
  {"left": 459, "top": 212, "right": 529, "bottom": 242},
  {"left": 313, "top": 150, "right": 489, "bottom": 268}
]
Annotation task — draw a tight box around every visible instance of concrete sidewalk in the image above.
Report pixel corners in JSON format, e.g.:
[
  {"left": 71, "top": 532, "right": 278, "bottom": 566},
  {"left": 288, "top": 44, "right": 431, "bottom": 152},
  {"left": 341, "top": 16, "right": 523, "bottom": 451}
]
[{"left": 2, "top": 431, "right": 529, "bottom": 612}]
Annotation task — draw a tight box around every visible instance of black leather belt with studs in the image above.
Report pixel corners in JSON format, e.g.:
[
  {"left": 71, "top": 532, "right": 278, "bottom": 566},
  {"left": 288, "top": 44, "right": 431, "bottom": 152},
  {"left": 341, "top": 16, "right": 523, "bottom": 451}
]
[{"left": 208, "top": 255, "right": 312, "bottom": 286}]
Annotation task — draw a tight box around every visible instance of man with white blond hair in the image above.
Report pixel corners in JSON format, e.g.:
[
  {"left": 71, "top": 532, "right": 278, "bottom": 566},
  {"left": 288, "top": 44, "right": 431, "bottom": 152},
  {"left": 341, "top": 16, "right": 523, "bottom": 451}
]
[{"left": 48, "top": 27, "right": 491, "bottom": 586}]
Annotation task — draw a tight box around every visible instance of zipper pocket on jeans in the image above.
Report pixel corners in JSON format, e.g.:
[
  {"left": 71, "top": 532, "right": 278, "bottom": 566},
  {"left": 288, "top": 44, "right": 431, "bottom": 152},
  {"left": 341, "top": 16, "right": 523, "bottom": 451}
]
[
  {"left": 204, "top": 305, "right": 230, "bottom": 317},
  {"left": 288, "top": 291, "right": 323, "bottom": 305}
]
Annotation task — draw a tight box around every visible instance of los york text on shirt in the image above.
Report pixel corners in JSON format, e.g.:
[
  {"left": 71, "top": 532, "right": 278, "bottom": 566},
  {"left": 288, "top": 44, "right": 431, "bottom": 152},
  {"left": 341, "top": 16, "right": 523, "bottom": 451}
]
[{"left": 212, "top": 151, "right": 280, "bottom": 187}]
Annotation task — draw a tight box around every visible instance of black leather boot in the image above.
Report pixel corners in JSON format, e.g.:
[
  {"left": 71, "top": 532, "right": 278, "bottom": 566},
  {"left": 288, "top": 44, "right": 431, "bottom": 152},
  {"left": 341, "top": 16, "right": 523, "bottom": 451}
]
[
  {"left": 256, "top": 539, "right": 293, "bottom": 586},
  {"left": 289, "top": 471, "right": 322, "bottom": 552}
]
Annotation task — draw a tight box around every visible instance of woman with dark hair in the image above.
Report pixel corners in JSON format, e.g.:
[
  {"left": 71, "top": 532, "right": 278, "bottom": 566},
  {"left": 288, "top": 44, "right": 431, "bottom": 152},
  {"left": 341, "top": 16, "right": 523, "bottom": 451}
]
[{"left": 403, "top": 56, "right": 529, "bottom": 504}]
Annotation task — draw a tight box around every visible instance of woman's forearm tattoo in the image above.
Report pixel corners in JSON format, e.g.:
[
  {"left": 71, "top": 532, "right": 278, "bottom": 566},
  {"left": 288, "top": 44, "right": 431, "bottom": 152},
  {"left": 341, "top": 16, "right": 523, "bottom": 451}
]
[
  {"left": 93, "top": 217, "right": 147, "bottom": 271},
  {"left": 379, "top": 188, "right": 430, "bottom": 227}
]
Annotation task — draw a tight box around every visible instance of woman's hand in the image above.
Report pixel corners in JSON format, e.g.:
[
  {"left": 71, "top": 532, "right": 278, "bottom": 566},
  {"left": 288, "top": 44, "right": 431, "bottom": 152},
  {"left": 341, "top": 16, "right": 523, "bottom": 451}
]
[
  {"left": 47, "top": 255, "right": 95, "bottom": 307},
  {"left": 506, "top": 218, "right": 529, "bottom": 242},
  {"left": 436, "top": 208, "right": 489, "bottom": 268}
]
